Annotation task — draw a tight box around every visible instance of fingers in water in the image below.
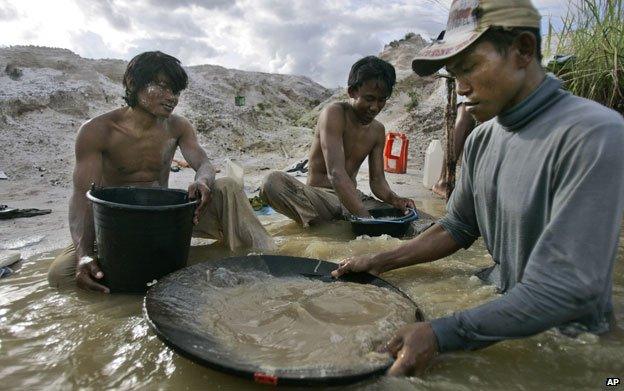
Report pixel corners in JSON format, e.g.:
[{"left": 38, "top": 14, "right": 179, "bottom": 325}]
[
  {"left": 333, "top": 261, "right": 351, "bottom": 277},
  {"left": 78, "top": 274, "right": 110, "bottom": 293},
  {"left": 385, "top": 334, "right": 403, "bottom": 357},
  {"left": 387, "top": 354, "right": 412, "bottom": 377},
  {"left": 88, "top": 262, "right": 102, "bottom": 278}
]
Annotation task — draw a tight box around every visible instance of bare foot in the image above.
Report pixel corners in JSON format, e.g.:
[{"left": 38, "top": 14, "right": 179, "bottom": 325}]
[{"left": 432, "top": 180, "right": 447, "bottom": 198}]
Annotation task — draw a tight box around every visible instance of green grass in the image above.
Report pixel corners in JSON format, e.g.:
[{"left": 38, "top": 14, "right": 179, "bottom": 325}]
[
  {"left": 546, "top": 0, "right": 623, "bottom": 113},
  {"left": 404, "top": 91, "right": 419, "bottom": 111}
]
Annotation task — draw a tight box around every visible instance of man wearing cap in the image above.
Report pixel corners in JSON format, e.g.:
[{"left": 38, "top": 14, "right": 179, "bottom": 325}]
[{"left": 333, "top": 0, "right": 624, "bottom": 376}]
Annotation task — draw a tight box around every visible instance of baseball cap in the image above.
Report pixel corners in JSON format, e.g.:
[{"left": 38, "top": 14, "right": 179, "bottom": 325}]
[{"left": 412, "top": 0, "right": 541, "bottom": 76}]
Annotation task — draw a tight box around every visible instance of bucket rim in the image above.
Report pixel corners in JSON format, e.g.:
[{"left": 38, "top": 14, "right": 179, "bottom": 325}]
[{"left": 86, "top": 186, "right": 198, "bottom": 211}]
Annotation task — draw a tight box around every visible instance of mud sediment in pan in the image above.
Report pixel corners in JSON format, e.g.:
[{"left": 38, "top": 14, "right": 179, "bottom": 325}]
[{"left": 144, "top": 255, "right": 422, "bottom": 385}]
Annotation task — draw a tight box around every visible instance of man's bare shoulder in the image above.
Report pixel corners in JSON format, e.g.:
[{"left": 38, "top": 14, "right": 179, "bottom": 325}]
[
  {"left": 370, "top": 118, "right": 386, "bottom": 142},
  {"left": 320, "top": 101, "right": 349, "bottom": 119},
  {"left": 317, "top": 102, "right": 349, "bottom": 135},
  {"left": 79, "top": 108, "right": 125, "bottom": 133},
  {"left": 166, "top": 113, "right": 194, "bottom": 135},
  {"left": 75, "top": 108, "right": 126, "bottom": 148},
  {"left": 370, "top": 118, "right": 386, "bottom": 132}
]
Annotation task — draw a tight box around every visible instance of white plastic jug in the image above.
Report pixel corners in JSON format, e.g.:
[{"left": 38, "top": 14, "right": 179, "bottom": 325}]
[
  {"left": 422, "top": 139, "right": 443, "bottom": 189},
  {"left": 225, "top": 158, "right": 244, "bottom": 187}
]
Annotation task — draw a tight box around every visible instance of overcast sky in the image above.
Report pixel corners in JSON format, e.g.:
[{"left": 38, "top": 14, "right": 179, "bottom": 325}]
[{"left": 0, "top": 0, "right": 566, "bottom": 87}]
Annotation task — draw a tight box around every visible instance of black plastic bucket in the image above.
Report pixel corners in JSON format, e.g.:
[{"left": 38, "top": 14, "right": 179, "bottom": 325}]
[
  {"left": 144, "top": 255, "right": 424, "bottom": 386},
  {"left": 86, "top": 187, "right": 197, "bottom": 293}
]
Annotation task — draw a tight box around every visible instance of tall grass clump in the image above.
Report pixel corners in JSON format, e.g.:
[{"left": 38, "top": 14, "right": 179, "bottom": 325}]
[{"left": 547, "top": 0, "right": 623, "bottom": 113}]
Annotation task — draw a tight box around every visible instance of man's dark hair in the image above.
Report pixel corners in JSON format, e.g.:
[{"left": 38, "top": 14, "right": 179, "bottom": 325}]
[
  {"left": 477, "top": 27, "right": 542, "bottom": 61},
  {"left": 123, "top": 51, "right": 188, "bottom": 107},
  {"left": 347, "top": 56, "right": 396, "bottom": 96}
]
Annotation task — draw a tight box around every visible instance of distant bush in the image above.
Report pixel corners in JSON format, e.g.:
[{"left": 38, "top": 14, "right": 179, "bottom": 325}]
[
  {"left": 295, "top": 104, "right": 324, "bottom": 128},
  {"left": 547, "top": 0, "right": 623, "bottom": 113},
  {"left": 255, "top": 102, "right": 271, "bottom": 111},
  {"left": 193, "top": 116, "right": 212, "bottom": 133},
  {"left": 405, "top": 91, "right": 419, "bottom": 111}
]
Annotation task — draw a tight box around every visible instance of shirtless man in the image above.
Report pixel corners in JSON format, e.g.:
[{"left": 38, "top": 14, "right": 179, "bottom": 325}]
[
  {"left": 48, "top": 51, "right": 274, "bottom": 293},
  {"left": 261, "top": 56, "right": 418, "bottom": 226}
]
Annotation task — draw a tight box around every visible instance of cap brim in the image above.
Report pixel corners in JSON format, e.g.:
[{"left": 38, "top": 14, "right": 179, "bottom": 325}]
[{"left": 412, "top": 30, "right": 486, "bottom": 76}]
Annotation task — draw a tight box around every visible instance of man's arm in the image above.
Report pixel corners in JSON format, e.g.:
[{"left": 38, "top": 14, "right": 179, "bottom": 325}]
[
  {"left": 431, "top": 121, "right": 624, "bottom": 352},
  {"left": 176, "top": 116, "right": 216, "bottom": 224},
  {"left": 368, "top": 126, "right": 415, "bottom": 211},
  {"left": 318, "top": 104, "right": 370, "bottom": 217},
  {"left": 69, "top": 122, "right": 108, "bottom": 293},
  {"left": 333, "top": 129, "right": 480, "bottom": 278},
  {"left": 332, "top": 126, "right": 482, "bottom": 375},
  {"left": 331, "top": 222, "right": 463, "bottom": 377},
  {"left": 373, "top": 119, "right": 624, "bottom": 377},
  {"left": 332, "top": 223, "right": 462, "bottom": 277}
]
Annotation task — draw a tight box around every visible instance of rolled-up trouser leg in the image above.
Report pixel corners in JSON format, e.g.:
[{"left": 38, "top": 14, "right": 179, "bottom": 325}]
[
  {"left": 47, "top": 243, "right": 78, "bottom": 288},
  {"left": 260, "top": 171, "right": 343, "bottom": 227},
  {"left": 193, "top": 177, "right": 276, "bottom": 251}
]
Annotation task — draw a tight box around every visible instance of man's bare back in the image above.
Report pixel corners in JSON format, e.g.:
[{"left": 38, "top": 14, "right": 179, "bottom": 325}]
[{"left": 307, "top": 102, "right": 384, "bottom": 189}]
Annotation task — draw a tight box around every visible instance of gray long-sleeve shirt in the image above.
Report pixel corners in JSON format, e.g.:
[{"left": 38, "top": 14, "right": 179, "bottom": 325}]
[{"left": 430, "top": 75, "right": 624, "bottom": 352}]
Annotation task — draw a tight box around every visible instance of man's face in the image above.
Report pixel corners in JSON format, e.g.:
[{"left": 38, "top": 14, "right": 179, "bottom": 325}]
[
  {"left": 348, "top": 79, "right": 389, "bottom": 125},
  {"left": 446, "top": 40, "right": 526, "bottom": 122},
  {"left": 136, "top": 73, "right": 180, "bottom": 118}
]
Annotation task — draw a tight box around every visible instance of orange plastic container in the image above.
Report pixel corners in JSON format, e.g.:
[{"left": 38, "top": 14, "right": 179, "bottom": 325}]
[{"left": 383, "top": 132, "right": 409, "bottom": 174}]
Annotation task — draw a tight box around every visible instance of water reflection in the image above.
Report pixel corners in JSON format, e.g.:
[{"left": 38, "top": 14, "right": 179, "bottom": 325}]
[{"left": 0, "top": 203, "right": 622, "bottom": 389}]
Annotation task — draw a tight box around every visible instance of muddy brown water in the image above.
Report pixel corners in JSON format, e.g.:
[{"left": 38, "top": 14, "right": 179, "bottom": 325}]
[
  {"left": 1, "top": 201, "right": 623, "bottom": 390},
  {"left": 194, "top": 271, "right": 415, "bottom": 371}
]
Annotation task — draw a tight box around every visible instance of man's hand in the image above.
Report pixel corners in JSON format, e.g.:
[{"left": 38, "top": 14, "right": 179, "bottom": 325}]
[
  {"left": 331, "top": 254, "right": 385, "bottom": 278},
  {"left": 188, "top": 180, "right": 211, "bottom": 224},
  {"left": 391, "top": 196, "right": 416, "bottom": 213},
  {"left": 382, "top": 322, "right": 439, "bottom": 376},
  {"left": 75, "top": 256, "right": 110, "bottom": 293},
  {"left": 354, "top": 208, "right": 373, "bottom": 219}
]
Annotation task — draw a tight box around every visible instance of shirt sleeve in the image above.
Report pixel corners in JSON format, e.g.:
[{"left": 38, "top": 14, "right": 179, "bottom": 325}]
[
  {"left": 431, "top": 121, "right": 624, "bottom": 352},
  {"left": 438, "top": 135, "right": 481, "bottom": 249}
]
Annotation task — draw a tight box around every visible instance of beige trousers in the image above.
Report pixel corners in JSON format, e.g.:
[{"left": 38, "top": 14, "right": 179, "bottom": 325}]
[
  {"left": 260, "top": 171, "right": 386, "bottom": 227},
  {"left": 48, "top": 177, "right": 275, "bottom": 288}
]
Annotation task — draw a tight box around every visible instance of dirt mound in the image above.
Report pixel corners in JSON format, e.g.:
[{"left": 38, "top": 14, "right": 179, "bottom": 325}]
[
  {"left": 0, "top": 37, "right": 447, "bottom": 188},
  {"left": 0, "top": 46, "right": 331, "bottom": 185},
  {"left": 380, "top": 33, "right": 428, "bottom": 75},
  {"left": 180, "top": 64, "right": 329, "bottom": 157}
]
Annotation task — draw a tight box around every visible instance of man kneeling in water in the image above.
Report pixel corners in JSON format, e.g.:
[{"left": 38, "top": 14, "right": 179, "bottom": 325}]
[
  {"left": 333, "top": 0, "right": 624, "bottom": 376},
  {"left": 48, "top": 51, "right": 275, "bottom": 293},
  {"left": 261, "top": 56, "right": 425, "bottom": 226}
]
